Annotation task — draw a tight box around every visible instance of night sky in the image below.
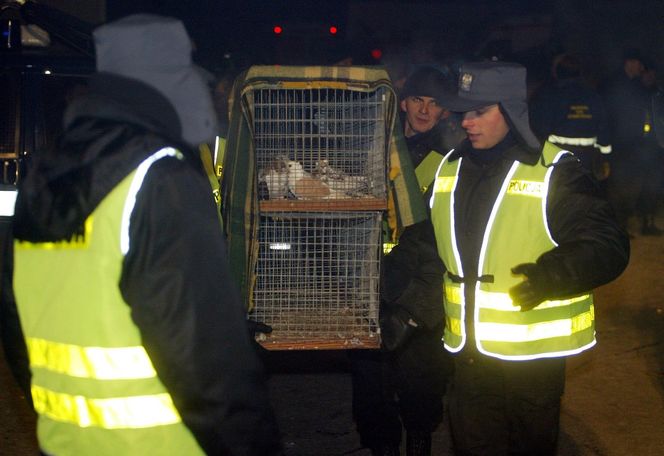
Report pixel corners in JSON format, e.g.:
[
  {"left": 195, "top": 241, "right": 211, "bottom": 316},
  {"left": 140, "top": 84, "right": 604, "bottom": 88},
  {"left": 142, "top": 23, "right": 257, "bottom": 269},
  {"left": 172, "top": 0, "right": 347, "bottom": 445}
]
[{"left": 104, "top": 0, "right": 661, "bottom": 83}]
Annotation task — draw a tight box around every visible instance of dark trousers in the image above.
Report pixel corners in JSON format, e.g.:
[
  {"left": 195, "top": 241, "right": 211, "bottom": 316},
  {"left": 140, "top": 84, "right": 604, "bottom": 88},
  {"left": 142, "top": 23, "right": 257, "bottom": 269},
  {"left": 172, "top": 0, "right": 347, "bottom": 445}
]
[
  {"left": 349, "top": 325, "right": 450, "bottom": 450},
  {"left": 448, "top": 352, "right": 566, "bottom": 456}
]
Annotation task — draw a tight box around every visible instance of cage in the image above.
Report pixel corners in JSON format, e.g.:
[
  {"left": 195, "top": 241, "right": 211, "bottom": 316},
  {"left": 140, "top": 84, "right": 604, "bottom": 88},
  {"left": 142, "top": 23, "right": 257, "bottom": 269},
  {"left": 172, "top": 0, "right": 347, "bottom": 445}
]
[
  {"left": 224, "top": 66, "right": 401, "bottom": 349},
  {"left": 252, "top": 86, "right": 388, "bottom": 210},
  {"left": 253, "top": 211, "right": 382, "bottom": 349}
]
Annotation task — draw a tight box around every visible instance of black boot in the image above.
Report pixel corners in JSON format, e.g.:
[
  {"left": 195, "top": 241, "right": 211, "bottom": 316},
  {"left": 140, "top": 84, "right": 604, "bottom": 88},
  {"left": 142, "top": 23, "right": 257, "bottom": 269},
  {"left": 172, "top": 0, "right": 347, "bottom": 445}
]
[{"left": 406, "top": 431, "right": 431, "bottom": 456}]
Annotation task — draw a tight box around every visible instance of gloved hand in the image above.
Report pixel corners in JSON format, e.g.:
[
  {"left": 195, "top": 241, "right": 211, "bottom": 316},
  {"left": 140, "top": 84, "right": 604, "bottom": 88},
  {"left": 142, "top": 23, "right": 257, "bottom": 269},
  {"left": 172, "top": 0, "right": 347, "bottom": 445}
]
[
  {"left": 246, "top": 320, "right": 273, "bottom": 339},
  {"left": 508, "top": 263, "right": 550, "bottom": 312},
  {"left": 380, "top": 306, "right": 419, "bottom": 352}
]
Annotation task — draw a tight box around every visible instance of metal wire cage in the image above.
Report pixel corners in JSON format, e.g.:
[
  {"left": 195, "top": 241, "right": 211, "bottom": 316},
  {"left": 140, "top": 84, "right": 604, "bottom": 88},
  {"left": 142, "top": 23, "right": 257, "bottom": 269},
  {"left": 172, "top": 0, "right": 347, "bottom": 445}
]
[
  {"left": 251, "top": 86, "right": 389, "bottom": 211},
  {"left": 232, "top": 66, "right": 397, "bottom": 349},
  {"left": 253, "top": 212, "right": 382, "bottom": 349}
]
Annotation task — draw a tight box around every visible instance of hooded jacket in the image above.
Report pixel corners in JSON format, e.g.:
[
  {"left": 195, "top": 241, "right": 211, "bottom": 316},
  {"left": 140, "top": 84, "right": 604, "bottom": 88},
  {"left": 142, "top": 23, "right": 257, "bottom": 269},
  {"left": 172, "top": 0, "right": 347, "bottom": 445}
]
[{"left": 7, "top": 73, "right": 281, "bottom": 455}]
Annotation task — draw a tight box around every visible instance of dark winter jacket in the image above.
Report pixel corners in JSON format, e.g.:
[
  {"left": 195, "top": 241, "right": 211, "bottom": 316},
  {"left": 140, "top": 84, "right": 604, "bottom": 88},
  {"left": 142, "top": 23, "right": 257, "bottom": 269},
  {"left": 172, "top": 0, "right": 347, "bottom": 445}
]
[
  {"left": 445, "top": 133, "right": 629, "bottom": 343},
  {"left": 6, "top": 73, "right": 281, "bottom": 455},
  {"left": 381, "top": 122, "right": 453, "bottom": 329},
  {"left": 530, "top": 77, "right": 611, "bottom": 152}
]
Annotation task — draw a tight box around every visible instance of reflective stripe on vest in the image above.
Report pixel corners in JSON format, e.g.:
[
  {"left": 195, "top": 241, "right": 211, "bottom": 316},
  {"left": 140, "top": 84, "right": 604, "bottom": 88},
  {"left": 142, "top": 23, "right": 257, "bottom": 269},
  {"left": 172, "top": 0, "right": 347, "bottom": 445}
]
[
  {"left": 31, "top": 385, "right": 180, "bottom": 429},
  {"left": 430, "top": 142, "right": 596, "bottom": 360},
  {"left": 14, "top": 147, "right": 203, "bottom": 455},
  {"left": 0, "top": 188, "right": 17, "bottom": 216},
  {"left": 547, "top": 134, "right": 612, "bottom": 154},
  {"left": 26, "top": 337, "right": 156, "bottom": 380}
]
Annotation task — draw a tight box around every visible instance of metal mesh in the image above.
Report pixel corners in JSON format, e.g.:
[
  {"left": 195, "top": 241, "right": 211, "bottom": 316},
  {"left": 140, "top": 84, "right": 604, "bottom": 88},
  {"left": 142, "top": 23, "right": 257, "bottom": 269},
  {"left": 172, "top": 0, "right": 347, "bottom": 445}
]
[
  {"left": 252, "top": 87, "right": 388, "bottom": 202},
  {"left": 251, "top": 212, "right": 381, "bottom": 348},
  {"left": 0, "top": 73, "right": 20, "bottom": 159}
]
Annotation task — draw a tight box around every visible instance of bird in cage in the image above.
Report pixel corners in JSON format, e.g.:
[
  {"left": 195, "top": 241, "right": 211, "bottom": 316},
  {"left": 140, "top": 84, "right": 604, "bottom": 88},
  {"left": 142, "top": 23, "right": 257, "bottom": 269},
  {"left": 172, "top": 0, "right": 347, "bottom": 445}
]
[
  {"left": 286, "top": 160, "right": 342, "bottom": 199},
  {"left": 314, "top": 159, "right": 370, "bottom": 197},
  {"left": 258, "top": 156, "right": 289, "bottom": 199}
]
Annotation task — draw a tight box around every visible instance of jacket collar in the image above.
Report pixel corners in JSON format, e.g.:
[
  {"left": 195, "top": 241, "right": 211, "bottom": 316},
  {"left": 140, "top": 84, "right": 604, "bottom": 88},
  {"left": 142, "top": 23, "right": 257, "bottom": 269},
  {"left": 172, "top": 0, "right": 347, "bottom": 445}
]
[{"left": 449, "top": 132, "right": 540, "bottom": 166}]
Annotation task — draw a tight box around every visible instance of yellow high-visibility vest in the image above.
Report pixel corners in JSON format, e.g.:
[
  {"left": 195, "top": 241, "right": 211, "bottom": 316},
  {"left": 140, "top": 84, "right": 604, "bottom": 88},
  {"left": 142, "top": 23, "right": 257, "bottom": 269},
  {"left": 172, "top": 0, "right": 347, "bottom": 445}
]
[
  {"left": 14, "top": 148, "right": 204, "bottom": 456},
  {"left": 430, "top": 142, "right": 595, "bottom": 360}
]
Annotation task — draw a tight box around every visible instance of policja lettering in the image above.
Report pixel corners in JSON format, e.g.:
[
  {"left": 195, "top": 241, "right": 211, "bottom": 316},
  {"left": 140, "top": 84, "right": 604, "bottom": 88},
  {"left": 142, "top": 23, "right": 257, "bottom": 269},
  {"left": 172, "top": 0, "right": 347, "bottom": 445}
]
[{"left": 506, "top": 179, "right": 544, "bottom": 198}]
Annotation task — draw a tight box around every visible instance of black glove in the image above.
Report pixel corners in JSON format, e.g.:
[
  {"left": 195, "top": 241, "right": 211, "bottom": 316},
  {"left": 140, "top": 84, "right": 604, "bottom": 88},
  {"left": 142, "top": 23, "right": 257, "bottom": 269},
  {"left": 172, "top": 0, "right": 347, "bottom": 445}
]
[
  {"left": 246, "top": 319, "right": 273, "bottom": 338},
  {"left": 380, "top": 306, "right": 419, "bottom": 351},
  {"left": 508, "top": 263, "right": 549, "bottom": 312}
]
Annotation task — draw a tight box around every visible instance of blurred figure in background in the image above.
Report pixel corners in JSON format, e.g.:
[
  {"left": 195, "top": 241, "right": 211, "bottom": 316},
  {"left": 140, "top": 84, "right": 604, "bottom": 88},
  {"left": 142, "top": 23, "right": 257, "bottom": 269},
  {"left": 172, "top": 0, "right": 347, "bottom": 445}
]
[
  {"left": 602, "top": 49, "right": 655, "bottom": 235},
  {"left": 635, "top": 59, "right": 664, "bottom": 235},
  {"left": 530, "top": 53, "right": 612, "bottom": 182}
]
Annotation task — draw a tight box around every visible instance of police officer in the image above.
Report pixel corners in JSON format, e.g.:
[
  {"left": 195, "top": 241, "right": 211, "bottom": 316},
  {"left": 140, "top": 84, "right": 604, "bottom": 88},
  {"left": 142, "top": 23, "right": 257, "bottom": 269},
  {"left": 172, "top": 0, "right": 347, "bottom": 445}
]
[
  {"left": 5, "top": 15, "right": 281, "bottom": 456},
  {"left": 351, "top": 66, "right": 460, "bottom": 456},
  {"left": 530, "top": 53, "right": 612, "bottom": 181},
  {"left": 418, "top": 61, "right": 629, "bottom": 455}
]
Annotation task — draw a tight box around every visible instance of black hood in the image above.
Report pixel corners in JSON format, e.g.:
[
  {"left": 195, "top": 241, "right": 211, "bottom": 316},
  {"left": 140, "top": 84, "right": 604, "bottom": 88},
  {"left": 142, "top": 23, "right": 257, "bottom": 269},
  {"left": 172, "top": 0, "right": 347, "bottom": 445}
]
[{"left": 14, "top": 73, "right": 185, "bottom": 242}]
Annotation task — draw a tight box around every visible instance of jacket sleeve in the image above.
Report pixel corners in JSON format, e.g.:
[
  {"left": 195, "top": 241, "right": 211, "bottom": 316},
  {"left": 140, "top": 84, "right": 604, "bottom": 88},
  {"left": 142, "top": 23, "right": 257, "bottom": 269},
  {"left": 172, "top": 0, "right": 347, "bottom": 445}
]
[
  {"left": 381, "top": 220, "right": 446, "bottom": 329},
  {"left": 119, "top": 157, "right": 281, "bottom": 456},
  {"left": 536, "top": 156, "right": 630, "bottom": 297}
]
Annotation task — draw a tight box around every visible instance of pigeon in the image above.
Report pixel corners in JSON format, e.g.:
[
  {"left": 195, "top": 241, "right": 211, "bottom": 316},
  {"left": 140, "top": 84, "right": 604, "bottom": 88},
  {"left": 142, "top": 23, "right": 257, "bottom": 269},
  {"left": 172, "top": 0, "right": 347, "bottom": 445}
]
[
  {"left": 258, "top": 156, "right": 289, "bottom": 199},
  {"left": 286, "top": 160, "right": 341, "bottom": 199},
  {"left": 314, "top": 159, "right": 370, "bottom": 197}
]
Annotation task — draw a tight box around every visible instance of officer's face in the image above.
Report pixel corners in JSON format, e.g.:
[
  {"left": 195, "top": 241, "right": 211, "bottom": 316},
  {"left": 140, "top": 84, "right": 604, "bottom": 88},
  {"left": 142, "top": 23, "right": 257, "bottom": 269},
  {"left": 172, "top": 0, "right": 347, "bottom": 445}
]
[
  {"left": 460, "top": 104, "right": 510, "bottom": 149},
  {"left": 401, "top": 96, "right": 448, "bottom": 137}
]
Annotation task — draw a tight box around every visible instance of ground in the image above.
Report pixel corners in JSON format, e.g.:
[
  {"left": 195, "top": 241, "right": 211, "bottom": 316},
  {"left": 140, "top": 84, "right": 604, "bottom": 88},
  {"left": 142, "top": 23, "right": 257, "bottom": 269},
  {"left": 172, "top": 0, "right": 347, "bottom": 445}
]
[{"left": 2, "top": 217, "right": 663, "bottom": 455}]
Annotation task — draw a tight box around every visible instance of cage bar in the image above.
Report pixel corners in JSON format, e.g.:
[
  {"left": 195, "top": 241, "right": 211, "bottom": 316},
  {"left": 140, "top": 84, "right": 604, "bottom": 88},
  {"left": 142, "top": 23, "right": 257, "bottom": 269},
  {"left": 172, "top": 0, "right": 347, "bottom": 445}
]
[
  {"left": 253, "top": 86, "right": 388, "bottom": 208},
  {"left": 250, "top": 212, "right": 382, "bottom": 349}
]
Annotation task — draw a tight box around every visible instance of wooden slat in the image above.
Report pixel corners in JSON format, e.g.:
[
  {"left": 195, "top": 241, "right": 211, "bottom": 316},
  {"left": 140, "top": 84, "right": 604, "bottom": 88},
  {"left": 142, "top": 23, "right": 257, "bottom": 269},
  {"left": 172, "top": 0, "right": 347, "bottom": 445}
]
[
  {"left": 259, "top": 198, "right": 387, "bottom": 212},
  {"left": 257, "top": 336, "right": 380, "bottom": 351}
]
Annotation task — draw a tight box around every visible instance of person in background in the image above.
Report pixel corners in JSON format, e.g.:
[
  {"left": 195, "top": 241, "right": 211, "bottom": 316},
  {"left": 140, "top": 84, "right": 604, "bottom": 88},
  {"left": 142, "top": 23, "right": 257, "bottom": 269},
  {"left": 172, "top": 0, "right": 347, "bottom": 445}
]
[
  {"left": 635, "top": 58, "right": 664, "bottom": 235},
  {"left": 530, "top": 53, "right": 612, "bottom": 182},
  {"left": 602, "top": 49, "right": 653, "bottom": 235},
  {"left": 4, "top": 14, "right": 281, "bottom": 456},
  {"left": 422, "top": 61, "right": 629, "bottom": 455},
  {"left": 351, "top": 66, "right": 460, "bottom": 456}
]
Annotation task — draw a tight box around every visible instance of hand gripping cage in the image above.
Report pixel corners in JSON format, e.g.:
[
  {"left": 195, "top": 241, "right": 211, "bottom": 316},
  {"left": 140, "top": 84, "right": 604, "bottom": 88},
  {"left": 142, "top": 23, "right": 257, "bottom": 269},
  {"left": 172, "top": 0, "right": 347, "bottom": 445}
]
[{"left": 223, "top": 66, "right": 401, "bottom": 350}]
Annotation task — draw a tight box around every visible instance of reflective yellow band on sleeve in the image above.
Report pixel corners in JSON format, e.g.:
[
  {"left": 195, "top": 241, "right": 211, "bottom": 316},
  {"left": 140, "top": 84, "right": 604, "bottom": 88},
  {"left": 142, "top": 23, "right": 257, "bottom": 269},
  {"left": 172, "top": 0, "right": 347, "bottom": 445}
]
[
  {"left": 476, "top": 309, "right": 594, "bottom": 342},
  {"left": 27, "top": 338, "right": 157, "bottom": 380},
  {"left": 31, "top": 385, "right": 180, "bottom": 429}
]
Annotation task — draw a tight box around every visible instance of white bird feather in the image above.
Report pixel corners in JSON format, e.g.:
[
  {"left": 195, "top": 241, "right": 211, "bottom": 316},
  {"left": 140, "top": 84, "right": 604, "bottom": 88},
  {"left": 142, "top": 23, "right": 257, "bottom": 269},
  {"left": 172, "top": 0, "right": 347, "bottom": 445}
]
[{"left": 287, "top": 160, "right": 343, "bottom": 199}]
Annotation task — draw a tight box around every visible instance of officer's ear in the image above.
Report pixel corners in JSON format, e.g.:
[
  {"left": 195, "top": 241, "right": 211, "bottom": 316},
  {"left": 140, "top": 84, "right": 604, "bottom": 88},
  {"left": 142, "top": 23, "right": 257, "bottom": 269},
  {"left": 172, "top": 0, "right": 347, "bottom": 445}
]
[{"left": 400, "top": 98, "right": 407, "bottom": 113}]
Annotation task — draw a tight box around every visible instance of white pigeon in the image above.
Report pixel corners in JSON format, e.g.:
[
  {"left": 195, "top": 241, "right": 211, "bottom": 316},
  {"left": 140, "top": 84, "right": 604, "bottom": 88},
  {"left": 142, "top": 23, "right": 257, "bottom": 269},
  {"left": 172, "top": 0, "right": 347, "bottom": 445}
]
[
  {"left": 286, "top": 160, "right": 339, "bottom": 199},
  {"left": 258, "top": 156, "right": 289, "bottom": 199}
]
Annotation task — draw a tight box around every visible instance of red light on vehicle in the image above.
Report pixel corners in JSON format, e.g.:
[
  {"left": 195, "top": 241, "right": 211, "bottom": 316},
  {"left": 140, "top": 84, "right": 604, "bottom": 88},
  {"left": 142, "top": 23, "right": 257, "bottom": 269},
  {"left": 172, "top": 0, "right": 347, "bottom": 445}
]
[
  {"left": 273, "top": 25, "right": 283, "bottom": 35},
  {"left": 370, "top": 48, "right": 382, "bottom": 60},
  {"left": 329, "top": 26, "right": 338, "bottom": 35}
]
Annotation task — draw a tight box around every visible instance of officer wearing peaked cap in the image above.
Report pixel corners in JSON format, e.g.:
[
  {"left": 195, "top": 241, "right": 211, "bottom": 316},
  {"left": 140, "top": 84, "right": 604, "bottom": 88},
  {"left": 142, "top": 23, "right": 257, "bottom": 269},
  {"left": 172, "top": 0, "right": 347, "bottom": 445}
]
[{"left": 396, "top": 61, "right": 630, "bottom": 455}]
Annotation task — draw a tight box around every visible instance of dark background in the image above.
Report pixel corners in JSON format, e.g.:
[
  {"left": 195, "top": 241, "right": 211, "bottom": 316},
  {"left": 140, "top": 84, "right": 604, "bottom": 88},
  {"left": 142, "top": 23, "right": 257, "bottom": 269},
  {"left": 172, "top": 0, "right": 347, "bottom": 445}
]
[{"left": 101, "top": 0, "right": 663, "bottom": 86}]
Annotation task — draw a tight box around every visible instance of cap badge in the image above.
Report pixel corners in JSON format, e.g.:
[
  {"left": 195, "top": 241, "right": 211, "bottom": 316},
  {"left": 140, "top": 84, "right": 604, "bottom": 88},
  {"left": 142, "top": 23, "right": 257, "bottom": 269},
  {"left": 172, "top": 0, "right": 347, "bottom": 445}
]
[{"left": 460, "top": 72, "right": 473, "bottom": 92}]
